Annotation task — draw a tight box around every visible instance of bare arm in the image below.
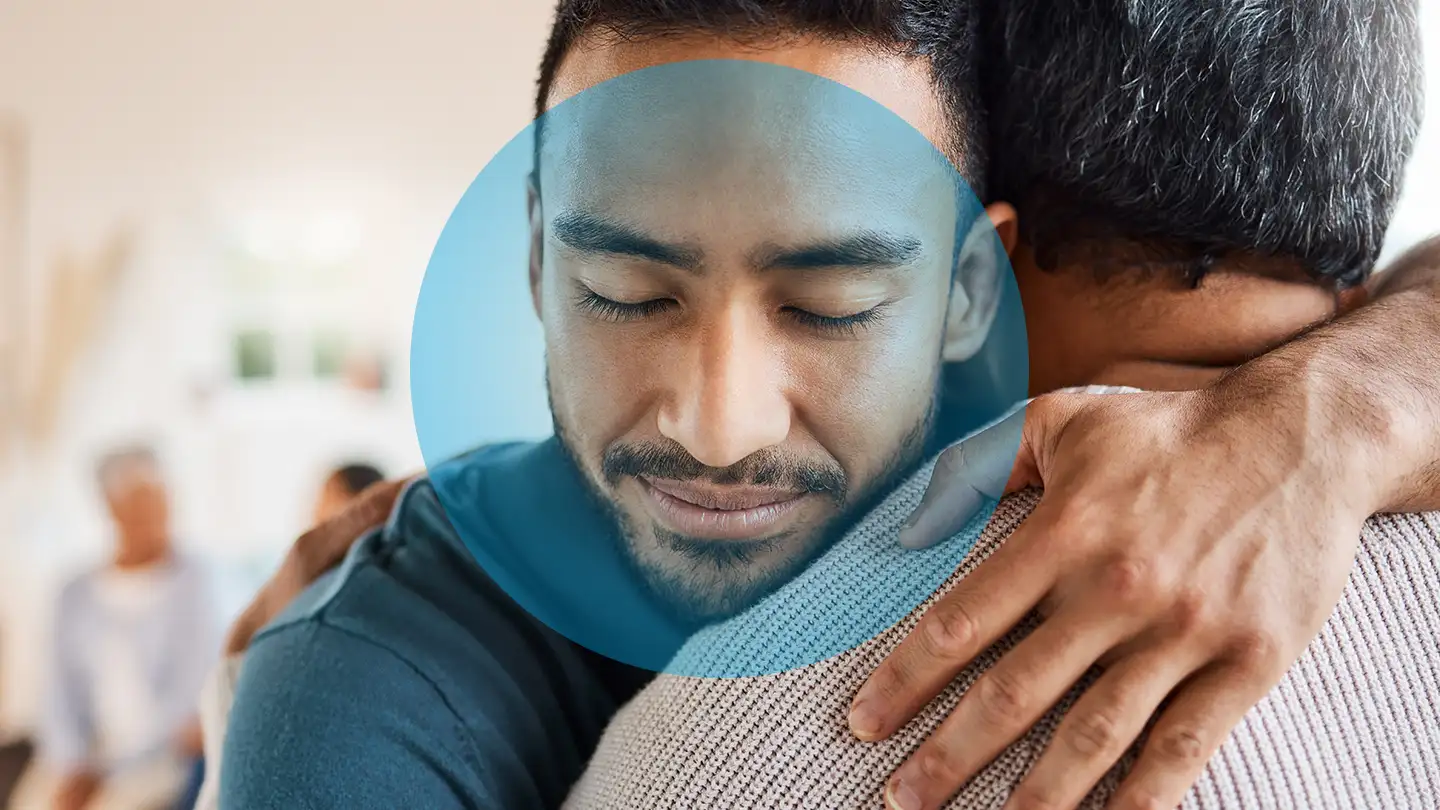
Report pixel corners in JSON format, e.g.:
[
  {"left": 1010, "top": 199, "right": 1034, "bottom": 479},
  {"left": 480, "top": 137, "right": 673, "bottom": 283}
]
[{"left": 1227, "top": 235, "right": 1440, "bottom": 514}]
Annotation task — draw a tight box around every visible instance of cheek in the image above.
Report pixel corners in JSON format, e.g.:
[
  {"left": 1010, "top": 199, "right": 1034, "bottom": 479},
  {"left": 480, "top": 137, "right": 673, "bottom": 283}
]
[
  {"left": 791, "top": 297, "right": 947, "bottom": 474},
  {"left": 545, "top": 308, "right": 662, "bottom": 447}
]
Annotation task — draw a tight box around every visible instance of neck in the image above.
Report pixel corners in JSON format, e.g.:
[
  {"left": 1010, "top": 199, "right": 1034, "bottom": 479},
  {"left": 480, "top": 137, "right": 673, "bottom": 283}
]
[{"left": 1012, "top": 245, "right": 1341, "bottom": 394}]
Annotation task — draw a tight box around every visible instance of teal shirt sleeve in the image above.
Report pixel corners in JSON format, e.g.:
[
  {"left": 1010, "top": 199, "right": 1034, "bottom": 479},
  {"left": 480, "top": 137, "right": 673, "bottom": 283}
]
[
  {"left": 221, "top": 620, "right": 483, "bottom": 810},
  {"left": 218, "top": 474, "right": 634, "bottom": 810}
]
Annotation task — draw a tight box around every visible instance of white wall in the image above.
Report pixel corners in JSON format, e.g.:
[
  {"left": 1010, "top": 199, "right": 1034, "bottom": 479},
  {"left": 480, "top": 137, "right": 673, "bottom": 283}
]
[{"left": 0, "top": 0, "right": 556, "bottom": 738}]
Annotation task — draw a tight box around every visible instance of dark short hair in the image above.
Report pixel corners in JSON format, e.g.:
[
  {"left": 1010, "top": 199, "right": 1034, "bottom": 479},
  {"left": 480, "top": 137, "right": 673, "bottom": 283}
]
[
  {"left": 977, "top": 0, "right": 1424, "bottom": 288},
  {"left": 330, "top": 463, "right": 386, "bottom": 497},
  {"left": 533, "top": 0, "right": 988, "bottom": 192}
]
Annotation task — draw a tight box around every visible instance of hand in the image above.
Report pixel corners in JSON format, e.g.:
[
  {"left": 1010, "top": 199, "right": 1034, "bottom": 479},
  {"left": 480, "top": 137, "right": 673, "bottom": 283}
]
[
  {"left": 849, "top": 387, "right": 1375, "bottom": 810},
  {"left": 224, "top": 477, "right": 412, "bottom": 654},
  {"left": 52, "top": 770, "right": 100, "bottom": 810}
]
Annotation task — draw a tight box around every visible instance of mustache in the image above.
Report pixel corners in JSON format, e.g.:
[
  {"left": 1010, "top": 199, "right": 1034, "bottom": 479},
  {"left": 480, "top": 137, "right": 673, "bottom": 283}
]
[{"left": 602, "top": 439, "right": 847, "bottom": 501}]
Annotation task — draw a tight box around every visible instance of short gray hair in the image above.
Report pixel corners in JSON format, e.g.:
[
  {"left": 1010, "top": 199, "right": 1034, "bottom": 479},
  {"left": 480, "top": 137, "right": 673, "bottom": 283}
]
[
  {"left": 977, "top": 0, "right": 1424, "bottom": 288},
  {"left": 95, "top": 444, "right": 162, "bottom": 494}
]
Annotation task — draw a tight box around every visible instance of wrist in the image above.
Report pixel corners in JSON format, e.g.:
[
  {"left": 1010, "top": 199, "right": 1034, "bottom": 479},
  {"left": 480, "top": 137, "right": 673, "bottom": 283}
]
[{"left": 1211, "top": 339, "right": 1405, "bottom": 517}]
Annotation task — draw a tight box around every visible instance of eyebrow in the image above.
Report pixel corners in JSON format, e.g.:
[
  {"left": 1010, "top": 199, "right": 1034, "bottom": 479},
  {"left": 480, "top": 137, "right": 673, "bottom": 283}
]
[
  {"left": 550, "top": 211, "right": 924, "bottom": 274},
  {"left": 754, "top": 232, "right": 925, "bottom": 272},
  {"left": 550, "top": 211, "right": 703, "bottom": 271}
]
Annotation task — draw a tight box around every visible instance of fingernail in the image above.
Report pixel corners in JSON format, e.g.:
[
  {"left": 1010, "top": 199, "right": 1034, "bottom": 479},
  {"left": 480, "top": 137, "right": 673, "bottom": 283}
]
[
  {"left": 885, "top": 777, "right": 922, "bottom": 810},
  {"left": 901, "top": 509, "right": 920, "bottom": 531},
  {"left": 849, "top": 700, "right": 883, "bottom": 740}
]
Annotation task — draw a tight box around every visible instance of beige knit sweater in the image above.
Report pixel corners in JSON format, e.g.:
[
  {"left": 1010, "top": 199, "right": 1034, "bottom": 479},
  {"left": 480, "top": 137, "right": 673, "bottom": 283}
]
[{"left": 566, "top": 471, "right": 1440, "bottom": 808}]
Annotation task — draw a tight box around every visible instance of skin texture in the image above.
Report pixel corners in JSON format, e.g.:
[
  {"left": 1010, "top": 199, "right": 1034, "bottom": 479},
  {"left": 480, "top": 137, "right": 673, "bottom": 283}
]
[
  {"left": 533, "top": 33, "right": 1006, "bottom": 619},
  {"left": 858, "top": 243, "right": 1440, "bottom": 810},
  {"left": 217, "top": 35, "right": 1440, "bottom": 810},
  {"left": 1013, "top": 245, "right": 1351, "bottom": 394},
  {"left": 102, "top": 463, "right": 173, "bottom": 570},
  {"left": 311, "top": 475, "right": 357, "bottom": 527}
]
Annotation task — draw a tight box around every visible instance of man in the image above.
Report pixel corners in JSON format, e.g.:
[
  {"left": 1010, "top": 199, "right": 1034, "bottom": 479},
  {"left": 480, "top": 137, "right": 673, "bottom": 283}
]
[
  {"left": 223, "top": 2, "right": 1020, "bottom": 806},
  {"left": 221, "top": 0, "right": 1440, "bottom": 801},
  {"left": 19, "top": 447, "right": 218, "bottom": 810},
  {"left": 562, "top": 2, "right": 1438, "bottom": 809}
]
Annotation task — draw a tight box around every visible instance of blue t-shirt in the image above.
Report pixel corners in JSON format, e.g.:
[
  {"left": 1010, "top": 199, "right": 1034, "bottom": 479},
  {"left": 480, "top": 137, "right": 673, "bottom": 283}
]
[{"left": 220, "top": 439, "right": 659, "bottom": 809}]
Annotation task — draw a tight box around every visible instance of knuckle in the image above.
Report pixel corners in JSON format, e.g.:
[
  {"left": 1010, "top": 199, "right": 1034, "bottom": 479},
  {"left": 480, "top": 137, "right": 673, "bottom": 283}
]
[
  {"left": 1114, "top": 792, "right": 1168, "bottom": 810},
  {"left": 1064, "top": 709, "right": 1123, "bottom": 758},
  {"left": 917, "top": 744, "right": 963, "bottom": 784},
  {"left": 1168, "top": 587, "right": 1212, "bottom": 636},
  {"left": 1102, "top": 556, "right": 1163, "bottom": 609},
  {"left": 1008, "top": 787, "right": 1063, "bottom": 810},
  {"left": 975, "top": 669, "right": 1031, "bottom": 728},
  {"left": 1229, "top": 628, "right": 1284, "bottom": 675},
  {"left": 934, "top": 444, "right": 967, "bottom": 480},
  {"left": 924, "top": 597, "right": 981, "bottom": 657},
  {"left": 1154, "top": 725, "right": 1207, "bottom": 765}
]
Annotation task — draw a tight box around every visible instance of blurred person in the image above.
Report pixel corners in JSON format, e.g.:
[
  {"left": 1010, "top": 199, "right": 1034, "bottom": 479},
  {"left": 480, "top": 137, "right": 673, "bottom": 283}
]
[
  {"left": 189, "top": 461, "right": 385, "bottom": 810},
  {"left": 215, "top": 2, "right": 1440, "bottom": 810},
  {"left": 311, "top": 462, "right": 386, "bottom": 526},
  {"left": 13, "top": 447, "right": 219, "bottom": 810}
]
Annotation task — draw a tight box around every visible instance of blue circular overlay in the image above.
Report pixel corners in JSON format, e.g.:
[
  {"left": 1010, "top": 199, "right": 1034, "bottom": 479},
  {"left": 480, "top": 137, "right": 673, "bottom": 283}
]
[{"left": 412, "top": 60, "right": 1027, "bottom": 676}]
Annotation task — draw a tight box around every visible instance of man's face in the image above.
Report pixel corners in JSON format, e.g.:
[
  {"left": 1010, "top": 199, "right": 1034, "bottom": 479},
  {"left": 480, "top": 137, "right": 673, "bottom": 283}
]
[
  {"left": 535, "top": 36, "right": 964, "bottom": 619},
  {"left": 103, "top": 462, "right": 172, "bottom": 564}
]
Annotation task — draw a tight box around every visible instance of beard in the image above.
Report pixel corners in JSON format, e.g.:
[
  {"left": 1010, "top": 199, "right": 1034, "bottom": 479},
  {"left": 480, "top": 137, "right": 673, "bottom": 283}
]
[{"left": 547, "top": 369, "right": 940, "bottom": 627}]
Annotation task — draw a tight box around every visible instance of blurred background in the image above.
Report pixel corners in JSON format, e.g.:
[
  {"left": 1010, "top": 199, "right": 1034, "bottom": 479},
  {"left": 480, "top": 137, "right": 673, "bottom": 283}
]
[{"left": 0, "top": 1, "right": 1437, "bottom": 808}]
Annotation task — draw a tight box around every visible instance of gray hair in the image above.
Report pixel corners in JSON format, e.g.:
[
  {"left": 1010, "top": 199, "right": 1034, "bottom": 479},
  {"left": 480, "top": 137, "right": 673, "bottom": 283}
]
[
  {"left": 976, "top": 0, "right": 1425, "bottom": 288},
  {"left": 95, "top": 444, "right": 162, "bottom": 494}
]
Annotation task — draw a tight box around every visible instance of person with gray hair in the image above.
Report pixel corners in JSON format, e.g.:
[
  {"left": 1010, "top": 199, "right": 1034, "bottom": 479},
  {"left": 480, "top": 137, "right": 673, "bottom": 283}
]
[
  {"left": 13, "top": 446, "right": 219, "bottom": 810},
  {"left": 565, "top": 1, "right": 1440, "bottom": 808}
]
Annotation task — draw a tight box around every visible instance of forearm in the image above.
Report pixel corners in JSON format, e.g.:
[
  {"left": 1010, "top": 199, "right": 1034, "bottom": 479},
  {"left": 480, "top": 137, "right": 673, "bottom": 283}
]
[{"left": 1220, "top": 252, "right": 1440, "bottom": 514}]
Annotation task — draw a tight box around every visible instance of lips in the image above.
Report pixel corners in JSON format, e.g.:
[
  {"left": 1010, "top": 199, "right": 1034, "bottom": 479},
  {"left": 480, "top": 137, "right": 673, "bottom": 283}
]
[
  {"left": 638, "top": 477, "right": 808, "bottom": 541},
  {"left": 643, "top": 478, "right": 802, "bottom": 510}
]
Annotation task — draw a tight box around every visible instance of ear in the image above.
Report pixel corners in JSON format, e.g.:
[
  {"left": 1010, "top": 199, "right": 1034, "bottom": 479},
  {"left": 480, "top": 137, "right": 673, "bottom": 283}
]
[
  {"left": 528, "top": 172, "right": 544, "bottom": 322},
  {"left": 943, "top": 202, "right": 1017, "bottom": 363}
]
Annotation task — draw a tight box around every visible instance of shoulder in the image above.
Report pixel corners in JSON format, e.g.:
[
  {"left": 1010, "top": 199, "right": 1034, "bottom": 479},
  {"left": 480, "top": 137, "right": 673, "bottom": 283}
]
[
  {"left": 224, "top": 440, "right": 618, "bottom": 809},
  {"left": 222, "top": 495, "right": 505, "bottom": 810},
  {"left": 222, "top": 618, "right": 490, "bottom": 810}
]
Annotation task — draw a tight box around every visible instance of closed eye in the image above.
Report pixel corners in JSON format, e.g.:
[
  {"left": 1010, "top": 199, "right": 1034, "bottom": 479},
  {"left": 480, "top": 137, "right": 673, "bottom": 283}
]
[
  {"left": 574, "top": 287, "right": 676, "bottom": 322},
  {"left": 784, "top": 304, "right": 889, "bottom": 337}
]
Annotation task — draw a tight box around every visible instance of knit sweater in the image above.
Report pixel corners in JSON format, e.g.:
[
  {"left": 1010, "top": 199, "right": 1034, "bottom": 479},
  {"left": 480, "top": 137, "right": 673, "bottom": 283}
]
[{"left": 565, "top": 442, "right": 1440, "bottom": 808}]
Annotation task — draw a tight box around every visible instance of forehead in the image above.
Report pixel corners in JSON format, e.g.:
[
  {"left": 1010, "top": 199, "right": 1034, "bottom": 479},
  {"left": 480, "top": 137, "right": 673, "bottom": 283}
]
[
  {"left": 540, "top": 37, "right": 960, "bottom": 251},
  {"left": 546, "top": 34, "right": 949, "bottom": 151}
]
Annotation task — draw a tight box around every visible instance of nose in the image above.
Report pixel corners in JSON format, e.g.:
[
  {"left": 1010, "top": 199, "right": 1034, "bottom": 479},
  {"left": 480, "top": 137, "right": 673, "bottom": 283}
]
[{"left": 657, "top": 304, "right": 792, "bottom": 469}]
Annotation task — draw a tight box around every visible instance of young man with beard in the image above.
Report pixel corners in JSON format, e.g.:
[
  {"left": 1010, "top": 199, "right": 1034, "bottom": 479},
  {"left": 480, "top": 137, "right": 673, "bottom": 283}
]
[
  {"left": 218, "top": 0, "right": 1440, "bottom": 808},
  {"left": 222, "top": 3, "right": 1014, "bottom": 808}
]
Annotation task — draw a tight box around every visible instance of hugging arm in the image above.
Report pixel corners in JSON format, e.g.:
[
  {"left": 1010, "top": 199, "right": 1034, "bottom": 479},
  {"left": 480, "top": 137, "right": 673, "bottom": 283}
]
[{"left": 855, "top": 242, "right": 1440, "bottom": 810}]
